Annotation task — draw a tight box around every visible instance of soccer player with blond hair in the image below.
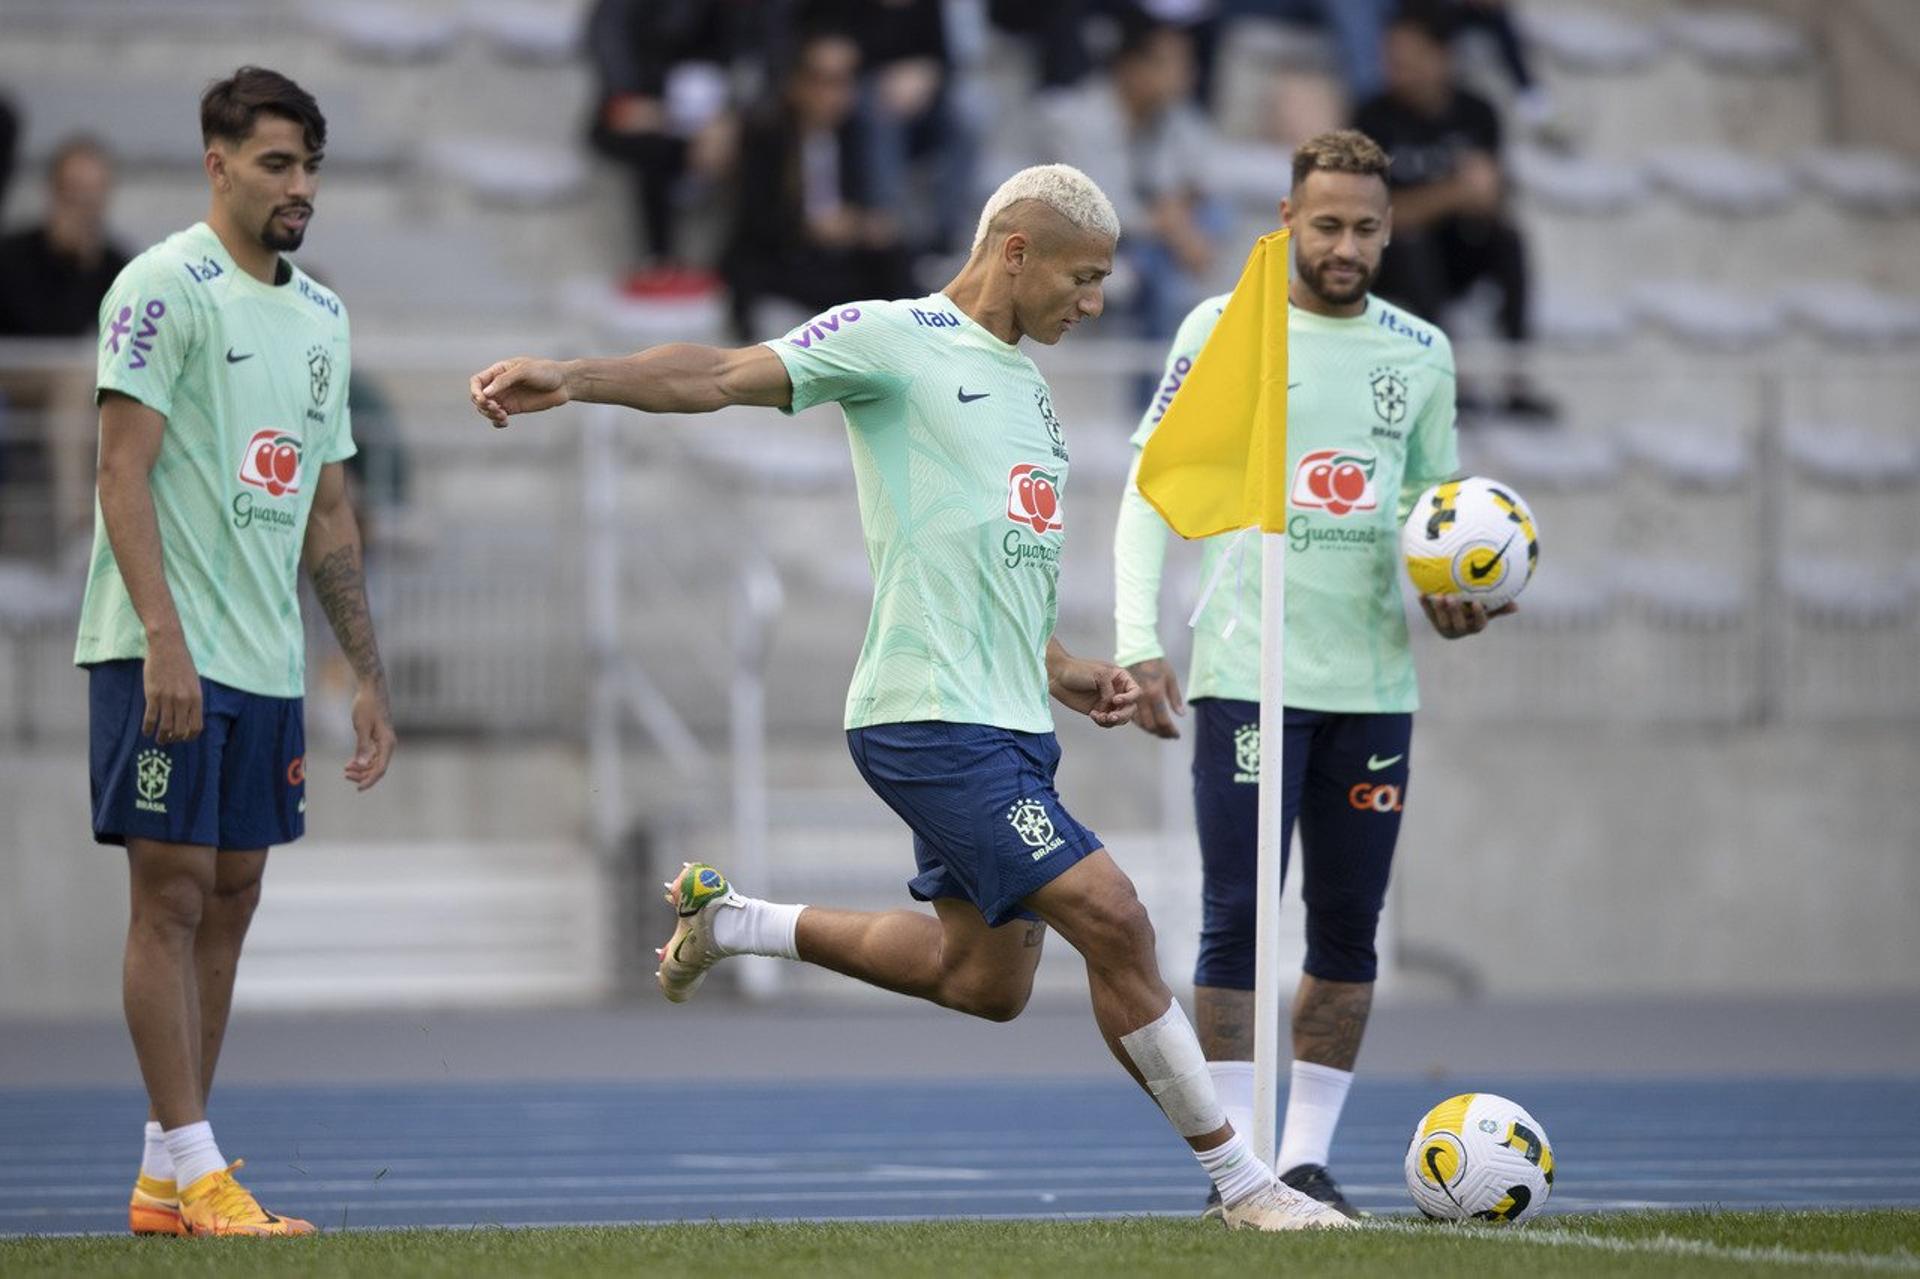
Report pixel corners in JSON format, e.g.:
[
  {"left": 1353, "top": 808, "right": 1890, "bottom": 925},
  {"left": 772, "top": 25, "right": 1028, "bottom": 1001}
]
[{"left": 471, "top": 164, "right": 1350, "bottom": 1232}]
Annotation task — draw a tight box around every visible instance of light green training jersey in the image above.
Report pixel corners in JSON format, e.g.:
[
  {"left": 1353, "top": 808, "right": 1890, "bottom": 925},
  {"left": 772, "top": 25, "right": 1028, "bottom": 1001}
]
[
  {"left": 1114, "top": 292, "right": 1459, "bottom": 711},
  {"left": 74, "top": 222, "right": 356, "bottom": 698},
  {"left": 767, "top": 294, "right": 1069, "bottom": 733}
]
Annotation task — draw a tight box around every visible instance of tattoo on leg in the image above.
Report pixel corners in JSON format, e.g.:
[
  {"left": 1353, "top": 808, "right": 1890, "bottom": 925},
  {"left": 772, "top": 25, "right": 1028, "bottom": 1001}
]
[
  {"left": 1193, "top": 985, "right": 1254, "bottom": 1060},
  {"left": 1292, "top": 977, "right": 1373, "bottom": 1071},
  {"left": 1023, "top": 921, "right": 1046, "bottom": 948}
]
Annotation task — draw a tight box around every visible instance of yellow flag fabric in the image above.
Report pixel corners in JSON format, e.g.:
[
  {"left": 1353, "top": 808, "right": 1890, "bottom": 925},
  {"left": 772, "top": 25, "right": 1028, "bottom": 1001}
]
[{"left": 1136, "top": 229, "right": 1290, "bottom": 538}]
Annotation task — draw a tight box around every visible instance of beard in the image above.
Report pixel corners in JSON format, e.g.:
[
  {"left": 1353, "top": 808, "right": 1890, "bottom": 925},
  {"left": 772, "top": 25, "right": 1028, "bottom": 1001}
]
[
  {"left": 1300, "top": 253, "right": 1374, "bottom": 307},
  {"left": 261, "top": 208, "right": 309, "bottom": 253}
]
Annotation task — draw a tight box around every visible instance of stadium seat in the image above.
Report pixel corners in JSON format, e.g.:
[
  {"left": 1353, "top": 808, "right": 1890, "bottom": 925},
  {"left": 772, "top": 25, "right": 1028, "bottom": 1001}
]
[
  {"left": 1532, "top": 292, "right": 1638, "bottom": 350},
  {"left": 310, "top": 2, "right": 465, "bottom": 63},
  {"left": 1780, "top": 555, "right": 1914, "bottom": 626},
  {"left": 676, "top": 423, "right": 850, "bottom": 495},
  {"left": 466, "top": 0, "right": 586, "bottom": 65},
  {"left": 1517, "top": 6, "right": 1666, "bottom": 74},
  {"left": 1645, "top": 147, "right": 1796, "bottom": 217},
  {"left": 1613, "top": 556, "right": 1749, "bottom": 629},
  {"left": 1619, "top": 420, "right": 1753, "bottom": 491},
  {"left": 1782, "top": 421, "right": 1920, "bottom": 488},
  {"left": 1785, "top": 283, "right": 1920, "bottom": 348},
  {"left": 1632, "top": 283, "right": 1786, "bottom": 350},
  {"left": 1664, "top": 8, "right": 1814, "bottom": 74},
  {"left": 1796, "top": 147, "right": 1920, "bottom": 217},
  {"left": 425, "top": 137, "right": 589, "bottom": 207},
  {"left": 1509, "top": 145, "right": 1648, "bottom": 217},
  {"left": 1466, "top": 427, "right": 1621, "bottom": 490}
]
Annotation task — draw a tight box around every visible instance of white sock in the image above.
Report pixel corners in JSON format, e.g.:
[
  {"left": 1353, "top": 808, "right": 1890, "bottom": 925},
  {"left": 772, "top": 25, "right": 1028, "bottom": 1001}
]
[
  {"left": 709, "top": 896, "right": 805, "bottom": 960},
  {"left": 1195, "top": 1130, "right": 1275, "bottom": 1207},
  {"left": 141, "top": 1120, "right": 174, "bottom": 1182},
  {"left": 1207, "top": 1060, "right": 1255, "bottom": 1151},
  {"left": 1275, "top": 1060, "right": 1354, "bottom": 1174},
  {"left": 162, "top": 1121, "right": 227, "bottom": 1190}
]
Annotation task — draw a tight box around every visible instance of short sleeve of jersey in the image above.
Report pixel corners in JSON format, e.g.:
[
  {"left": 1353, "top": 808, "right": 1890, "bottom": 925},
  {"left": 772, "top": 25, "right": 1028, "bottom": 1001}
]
[
  {"left": 95, "top": 252, "right": 200, "bottom": 418},
  {"left": 1129, "top": 294, "right": 1228, "bottom": 451},
  {"left": 764, "top": 301, "right": 911, "bottom": 415},
  {"left": 1399, "top": 333, "right": 1462, "bottom": 520},
  {"left": 323, "top": 312, "right": 358, "bottom": 464}
]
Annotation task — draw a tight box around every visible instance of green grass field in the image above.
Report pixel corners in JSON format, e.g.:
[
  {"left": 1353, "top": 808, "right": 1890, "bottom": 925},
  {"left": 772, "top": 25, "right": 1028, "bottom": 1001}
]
[{"left": 4, "top": 1211, "right": 1918, "bottom": 1278}]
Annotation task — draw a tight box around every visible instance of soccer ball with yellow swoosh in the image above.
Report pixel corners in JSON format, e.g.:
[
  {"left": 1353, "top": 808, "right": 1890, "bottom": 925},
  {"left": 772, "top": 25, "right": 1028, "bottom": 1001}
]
[
  {"left": 1402, "top": 476, "right": 1539, "bottom": 613},
  {"left": 1404, "top": 1092, "right": 1555, "bottom": 1224}
]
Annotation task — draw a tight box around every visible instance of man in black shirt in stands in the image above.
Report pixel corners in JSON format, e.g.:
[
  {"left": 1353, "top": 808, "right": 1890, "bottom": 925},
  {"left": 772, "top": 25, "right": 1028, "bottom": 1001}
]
[{"left": 1354, "top": 6, "right": 1553, "bottom": 420}]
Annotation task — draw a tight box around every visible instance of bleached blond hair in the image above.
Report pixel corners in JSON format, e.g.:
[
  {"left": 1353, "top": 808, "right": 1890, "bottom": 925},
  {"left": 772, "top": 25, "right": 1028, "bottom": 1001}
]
[{"left": 970, "top": 163, "right": 1121, "bottom": 254}]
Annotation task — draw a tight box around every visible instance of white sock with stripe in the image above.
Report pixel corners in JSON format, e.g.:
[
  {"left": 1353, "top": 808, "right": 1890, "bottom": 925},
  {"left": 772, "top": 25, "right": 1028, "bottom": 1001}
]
[{"left": 162, "top": 1121, "right": 227, "bottom": 1190}]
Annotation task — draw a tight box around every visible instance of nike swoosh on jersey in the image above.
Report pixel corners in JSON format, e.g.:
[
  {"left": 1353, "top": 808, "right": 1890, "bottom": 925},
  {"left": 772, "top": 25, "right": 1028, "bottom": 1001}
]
[
  {"left": 1469, "top": 534, "right": 1516, "bottom": 581},
  {"left": 226, "top": 349, "right": 254, "bottom": 364},
  {"left": 1367, "top": 753, "right": 1404, "bottom": 771},
  {"left": 957, "top": 388, "right": 990, "bottom": 403}
]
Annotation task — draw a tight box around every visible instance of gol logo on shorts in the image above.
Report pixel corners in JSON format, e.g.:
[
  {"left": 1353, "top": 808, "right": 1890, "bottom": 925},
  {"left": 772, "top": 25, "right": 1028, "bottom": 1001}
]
[
  {"left": 286, "top": 756, "right": 305, "bottom": 787},
  {"left": 1349, "top": 782, "right": 1403, "bottom": 813}
]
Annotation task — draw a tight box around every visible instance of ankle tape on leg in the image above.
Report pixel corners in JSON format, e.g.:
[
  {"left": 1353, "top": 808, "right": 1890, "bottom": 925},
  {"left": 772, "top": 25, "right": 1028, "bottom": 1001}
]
[{"left": 1119, "top": 1001, "right": 1227, "bottom": 1138}]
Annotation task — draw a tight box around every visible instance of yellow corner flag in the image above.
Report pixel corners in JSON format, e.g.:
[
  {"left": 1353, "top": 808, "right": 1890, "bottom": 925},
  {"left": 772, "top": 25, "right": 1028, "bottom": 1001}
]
[{"left": 1136, "top": 229, "right": 1289, "bottom": 539}]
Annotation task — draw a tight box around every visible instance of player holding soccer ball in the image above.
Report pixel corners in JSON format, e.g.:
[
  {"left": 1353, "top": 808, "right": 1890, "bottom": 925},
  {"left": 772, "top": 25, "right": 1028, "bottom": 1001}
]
[
  {"left": 1113, "top": 130, "right": 1512, "bottom": 1219},
  {"left": 472, "top": 166, "right": 1350, "bottom": 1232}
]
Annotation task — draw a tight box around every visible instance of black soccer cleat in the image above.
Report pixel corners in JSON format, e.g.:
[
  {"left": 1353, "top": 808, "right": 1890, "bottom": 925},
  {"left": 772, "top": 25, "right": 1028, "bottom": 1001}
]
[{"left": 1279, "top": 1163, "right": 1365, "bottom": 1220}]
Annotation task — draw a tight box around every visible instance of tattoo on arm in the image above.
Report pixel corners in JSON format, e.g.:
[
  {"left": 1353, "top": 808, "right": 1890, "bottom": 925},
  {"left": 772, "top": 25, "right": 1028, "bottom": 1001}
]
[
  {"left": 309, "top": 542, "right": 386, "bottom": 691},
  {"left": 1291, "top": 977, "right": 1373, "bottom": 1071}
]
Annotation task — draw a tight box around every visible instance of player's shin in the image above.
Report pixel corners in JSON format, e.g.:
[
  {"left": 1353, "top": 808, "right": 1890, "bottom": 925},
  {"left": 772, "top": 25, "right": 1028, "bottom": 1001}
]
[{"left": 1119, "top": 1001, "right": 1274, "bottom": 1206}]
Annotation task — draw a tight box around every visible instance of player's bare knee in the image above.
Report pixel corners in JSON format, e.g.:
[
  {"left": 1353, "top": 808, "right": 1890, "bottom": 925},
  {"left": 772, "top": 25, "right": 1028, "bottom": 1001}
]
[
  {"left": 959, "top": 981, "right": 1031, "bottom": 1023},
  {"left": 206, "top": 876, "right": 263, "bottom": 925},
  {"left": 132, "top": 875, "right": 208, "bottom": 935},
  {"left": 1077, "top": 889, "right": 1156, "bottom": 971}
]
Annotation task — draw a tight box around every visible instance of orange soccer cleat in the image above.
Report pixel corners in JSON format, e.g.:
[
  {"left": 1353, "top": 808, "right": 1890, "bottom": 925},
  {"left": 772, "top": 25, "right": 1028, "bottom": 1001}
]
[
  {"left": 129, "top": 1173, "right": 185, "bottom": 1236},
  {"left": 177, "top": 1161, "right": 315, "bottom": 1237}
]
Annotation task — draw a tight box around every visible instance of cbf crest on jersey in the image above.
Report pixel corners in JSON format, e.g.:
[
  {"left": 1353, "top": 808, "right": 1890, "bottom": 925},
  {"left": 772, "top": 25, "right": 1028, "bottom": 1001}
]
[
  {"left": 1370, "top": 367, "right": 1408, "bottom": 426},
  {"left": 308, "top": 344, "right": 333, "bottom": 406}
]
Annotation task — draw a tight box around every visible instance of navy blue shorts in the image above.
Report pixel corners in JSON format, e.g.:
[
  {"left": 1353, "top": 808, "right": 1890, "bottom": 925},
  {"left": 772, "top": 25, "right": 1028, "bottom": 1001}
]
[
  {"left": 847, "top": 721, "right": 1103, "bottom": 928},
  {"left": 1191, "top": 699, "right": 1411, "bottom": 987},
  {"left": 87, "top": 659, "right": 306, "bottom": 850}
]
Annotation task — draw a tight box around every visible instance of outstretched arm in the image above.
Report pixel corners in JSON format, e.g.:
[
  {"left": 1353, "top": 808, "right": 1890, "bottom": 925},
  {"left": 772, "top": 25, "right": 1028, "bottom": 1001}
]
[
  {"left": 302, "top": 461, "right": 395, "bottom": 790},
  {"left": 469, "top": 343, "right": 794, "bottom": 425}
]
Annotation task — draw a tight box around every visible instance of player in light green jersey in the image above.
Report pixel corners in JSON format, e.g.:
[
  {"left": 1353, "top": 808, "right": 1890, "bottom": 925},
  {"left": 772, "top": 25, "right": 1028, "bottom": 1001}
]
[
  {"left": 1113, "top": 131, "right": 1511, "bottom": 1218},
  {"left": 76, "top": 68, "right": 394, "bottom": 1237},
  {"left": 472, "top": 165, "right": 1349, "bottom": 1231}
]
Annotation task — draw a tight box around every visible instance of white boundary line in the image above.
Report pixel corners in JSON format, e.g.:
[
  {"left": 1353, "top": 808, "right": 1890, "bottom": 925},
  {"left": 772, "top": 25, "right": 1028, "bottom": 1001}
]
[{"left": 1368, "top": 1221, "right": 1920, "bottom": 1274}]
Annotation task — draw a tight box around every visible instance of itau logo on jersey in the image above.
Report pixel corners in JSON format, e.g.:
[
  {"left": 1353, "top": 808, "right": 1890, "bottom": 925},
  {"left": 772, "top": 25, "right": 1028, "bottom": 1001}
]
[
  {"left": 1291, "top": 448, "right": 1378, "bottom": 517},
  {"left": 238, "top": 429, "right": 304, "bottom": 498},
  {"left": 1006, "top": 463, "right": 1063, "bottom": 534}
]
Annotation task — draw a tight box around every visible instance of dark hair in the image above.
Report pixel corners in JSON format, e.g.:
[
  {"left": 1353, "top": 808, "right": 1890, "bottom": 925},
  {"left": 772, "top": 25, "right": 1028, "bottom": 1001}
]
[
  {"left": 1112, "top": 17, "right": 1188, "bottom": 67},
  {"left": 1387, "top": 0, "right": 1452, "bottom": 44},
  {"left": 200, "top": 66, "right": 326, "bottom": 154},
  {"left": 1291, "top": 128, "right": 1392, "bottom": 191}
]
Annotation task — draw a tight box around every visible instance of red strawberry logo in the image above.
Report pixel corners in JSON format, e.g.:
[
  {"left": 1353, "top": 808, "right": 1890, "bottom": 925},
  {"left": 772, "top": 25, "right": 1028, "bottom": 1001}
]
[
  {"left": 1291, "top": 449, "right": 1378, "bottom": 517},
  {"left": 1007, "top": 463, "right": 1063, "bottom": 534},
  {"left": 237, "top": 429, "right": 304, "bottom": 499}
]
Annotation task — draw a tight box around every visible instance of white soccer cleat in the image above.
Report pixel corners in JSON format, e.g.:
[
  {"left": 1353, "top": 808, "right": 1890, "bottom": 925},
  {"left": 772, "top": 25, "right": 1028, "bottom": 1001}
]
[
  {"left": 1221, "top": 1179, "right": 1358, "bottom": 1232},
  {"left": 656, "top": 862, "right": 744, "bottom": 1004}
]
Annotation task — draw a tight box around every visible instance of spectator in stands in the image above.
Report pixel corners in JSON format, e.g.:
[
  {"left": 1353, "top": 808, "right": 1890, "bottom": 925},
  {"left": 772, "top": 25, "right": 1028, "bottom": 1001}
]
[
  {"left": 720, "top": 28, "right": 914, "bottom": 340},
  {"left": 1043, "top": 20, "right": 1222, "bottom": 346},
  {"left": 1427, "top": 0, "right": 1561, "bottom": 142},
  {"left": 1354, "top": 7, "right": 1554, "bottom": 419},
  {"left": 584, "top": 0, "right": 747, "bottom": 298},
  {"left": 804, "top": 0, "right": 978, "bottom": 256},
  {"left": 0, "top": 92, "right": 18, "bottom": 219},
  {"left": 0, "top": 136, "right": 128, "bottom": 336},
  {"left": 0, "top": 137, "right": 131, "bottom": 552}
]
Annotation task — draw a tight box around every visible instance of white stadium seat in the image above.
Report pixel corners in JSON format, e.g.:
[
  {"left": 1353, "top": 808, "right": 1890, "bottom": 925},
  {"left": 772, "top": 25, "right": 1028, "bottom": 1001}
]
[
  {"left": 1645, "top": 147, "right": 1795, "bottom": 217},
  {"left": 466, "top": 0, "right": 586, "bottom": 65},
  {"left": 1509, "top": 144, "right": 1648, "bottom": 217},
  {"left": 1633, "top": 283, "right": 1785, "bottom": 350},
  {"left": 1612, "top": 557, "right": 1749, "bottom": 629},
  {"left": 1664, "top": 8, "right": 1813, "bottom": 74},
  {"left": 1468, "top": 428, "right": 1621, "bottom": 490},
  {"left": 1780, "top": 556, "right": 1914, "bottom": 626},
  {"left": 1782, "top": 422, "right": 1920, "bottom": 488},
  {"left": 676, "top": 424, "right": 851, "bottom": 495},
  {"left": 1532, "top": 292, "right": 1638, "bottom": 349},
  {"left": 1518, "top": 7, "right": 1666, "bottom": 74},
  {"left": 310, "top": 2, "right": 465, "bottom": 62},
  {"left": 1784, "top": 283, "right": 1920, "bottom": 348},
  {"left": 425, "top": 137, "right": 589, "bottom": 207},
  {"left": 1796, "top": 148, "right": 1920, "bottom": 217},
  {"left": 1619, "top": 421, "right": 1753, "bottom": 491}
]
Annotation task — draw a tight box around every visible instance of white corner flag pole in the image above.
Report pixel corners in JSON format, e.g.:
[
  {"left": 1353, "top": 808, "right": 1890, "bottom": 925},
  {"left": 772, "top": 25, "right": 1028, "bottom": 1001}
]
[{"left": 1250, "top": 527, "right": 1287, "bottom": 1168}]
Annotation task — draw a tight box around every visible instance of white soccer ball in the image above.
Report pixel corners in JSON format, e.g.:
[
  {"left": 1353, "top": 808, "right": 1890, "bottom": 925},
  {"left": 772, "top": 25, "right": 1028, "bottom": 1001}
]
[
  {"left": 1404, "top": 1092, "right": 1555, "bottom": 1224},
  {"left": 1402, "top": 476, "right": 1540, "bottom": 612}
]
